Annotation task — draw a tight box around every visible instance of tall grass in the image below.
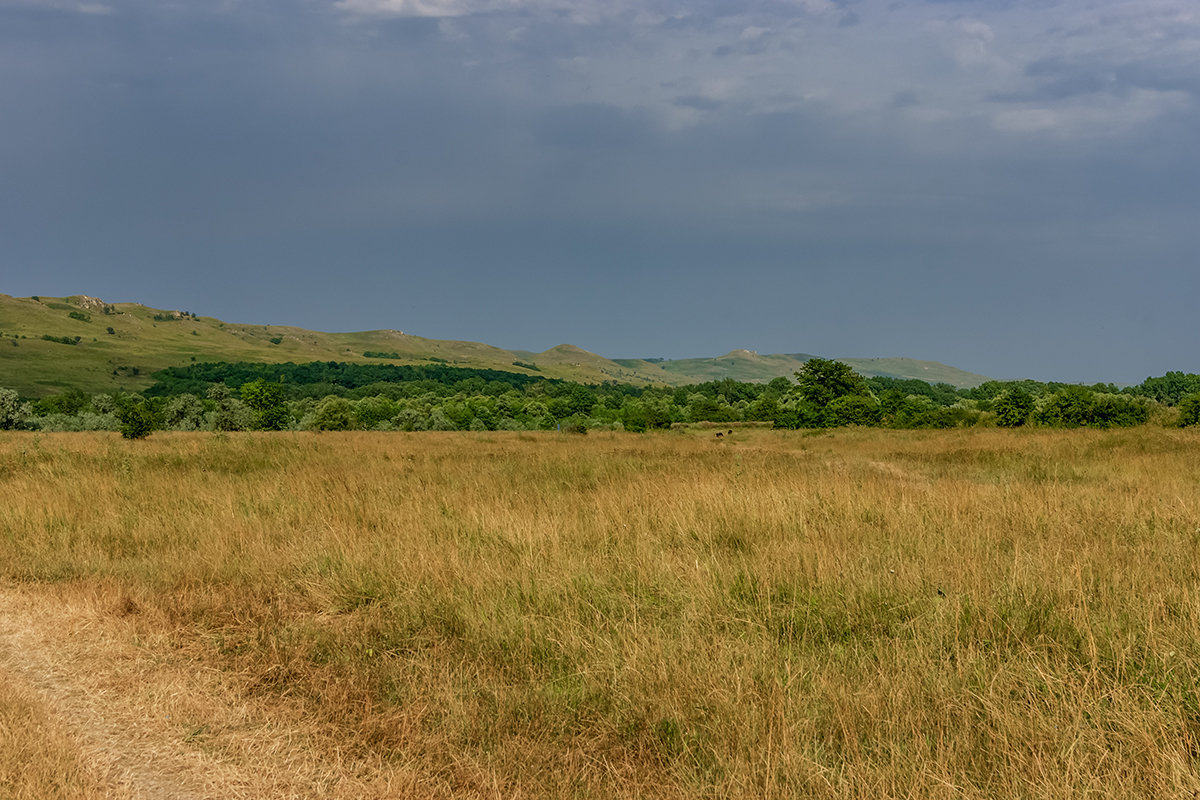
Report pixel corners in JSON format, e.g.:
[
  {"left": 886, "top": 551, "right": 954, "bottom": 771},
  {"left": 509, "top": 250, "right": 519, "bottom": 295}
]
[
  {"left": 2, "top": 428, "right": 1200, "bottom": 797},
  {"left": 0, "top": 680, "right": 112, "bottom": 799}
]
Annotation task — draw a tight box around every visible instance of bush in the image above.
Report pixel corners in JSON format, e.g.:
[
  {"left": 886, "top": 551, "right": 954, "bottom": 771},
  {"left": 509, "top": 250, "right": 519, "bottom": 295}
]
[
  {"left": 207, "top": 384, "right": 254, "bottom": 431},
  {"left": 162, "top": 394, "right": 208, "bottom": 431},
  {"left": 310, "top": 396, "right": 354, "bottom": 431},
  {"left": 1178, "top": 393, "right": 1200, "bottom": 427},
  {"left": 1035, "top": 387, "right": 1095, "bottom": 428},
  {"left": 32, "top": 412, "right": 120, "bottom": 432},
  {"left": 391, "top": 409, "right": 426, "bottom": 431},
  {"left": 825, "top": 395, "right": 883, "bottom": 427},
  {"left": 427, "top": 409, "right": 457, "bottom": 431},
  {"left": 353, "top": 396, "right": 399, "bottom": 430},
  {"left": 32, "top": 390, "right": 90, "bottom": 417},
  {"left": 1035, "top": 387, "right": 1148, "bottom": 429},
  {"left": 993, "top": 389, "right": 1035, "bottom": 428},
  {"left": 240, "top": 379, "right": 289, "bottom": 430},
  {"left": 1090, "top": 394, "right": 1149, "bottom": 428},
  {"left": 0, "top": 388, "right": 29, "bottom": 430},
  {"left": 116, "top": 402, "right": 155, "bottom": 439}
]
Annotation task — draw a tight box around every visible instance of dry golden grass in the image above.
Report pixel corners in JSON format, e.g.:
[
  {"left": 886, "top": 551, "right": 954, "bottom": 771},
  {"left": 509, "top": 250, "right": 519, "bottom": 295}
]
[
  {"left": 0, "top": 675, "right": 113, "bottom": 799},
  {"left": 2, "top": 427, "right": 1200, "bottom": 798}
]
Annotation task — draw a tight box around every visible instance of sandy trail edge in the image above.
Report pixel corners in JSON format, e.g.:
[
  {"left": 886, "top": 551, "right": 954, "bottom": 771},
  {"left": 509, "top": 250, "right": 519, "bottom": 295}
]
[
  {"left": 0, "top": 584, "right": 414, "bottom": 800},
  {"left": 0, "top": 582, "right": 416, "bottom": 800},
  {"left": 0, "top": 584, "right": 219, "bottom": 799}
]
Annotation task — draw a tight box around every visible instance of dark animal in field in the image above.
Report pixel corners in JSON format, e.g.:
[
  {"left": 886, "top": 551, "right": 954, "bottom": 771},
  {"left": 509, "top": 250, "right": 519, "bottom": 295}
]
[
  {"left": 727, "top": 430, "right": 733, "bottom": 435},
  {"left": 715, "top": 432, "right": 723, "bottom": 438}
]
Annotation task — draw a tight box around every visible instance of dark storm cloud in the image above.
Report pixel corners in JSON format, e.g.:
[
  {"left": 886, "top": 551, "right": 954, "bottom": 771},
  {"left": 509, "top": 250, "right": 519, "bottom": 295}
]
[
  {"left": 991, "top": 55, "right": 1200, "bottom": 103},
  {"left": 673, "top": 95, "right": 724, "bottom": 111},
  {"left": 3, "top": 0, "right": 1200, "bottom": 382},
  {"left": 533, "top": 104, "right": 660, "bottom": 150}
]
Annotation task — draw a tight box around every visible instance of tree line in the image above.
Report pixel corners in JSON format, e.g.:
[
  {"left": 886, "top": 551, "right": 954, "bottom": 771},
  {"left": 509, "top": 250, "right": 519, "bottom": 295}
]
[{"left": 3, "top": 359, "right": 1199, "bottom": 438}]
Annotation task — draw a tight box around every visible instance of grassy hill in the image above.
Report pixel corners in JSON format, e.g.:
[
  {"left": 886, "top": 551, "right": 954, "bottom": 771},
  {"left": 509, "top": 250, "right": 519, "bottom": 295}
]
[
  {"left": 0, "top": 294, "right": 684, "bottom": 396},
  {"left": 0, "top": 294, "right": 989, "bottom": 396},
  {"left": 616, "top": 350, "right": 990, "bottom": 389}
]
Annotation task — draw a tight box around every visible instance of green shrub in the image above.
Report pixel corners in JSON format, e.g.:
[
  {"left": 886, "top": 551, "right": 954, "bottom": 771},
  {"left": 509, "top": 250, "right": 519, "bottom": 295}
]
[
  {"left": 0, "top": 388, "right": 29, "bottom": 430},
  {"left": 1178, "top": 394, "right": 1200, "bottom": 427},
  {"left": 116, "top": 401, "right": 155, "bottom": 439},
  {"left": 240, "top": 379, "right": 289, "bottom": 430},
  {"left": 993, "top": 388, "right": 1035, "bottom": 428},
  {"left": 825, "top": 395, "right": 883, "bottom": 427},
  {"left": 310, "top": 396, "right": 354, "bottom": 431}
]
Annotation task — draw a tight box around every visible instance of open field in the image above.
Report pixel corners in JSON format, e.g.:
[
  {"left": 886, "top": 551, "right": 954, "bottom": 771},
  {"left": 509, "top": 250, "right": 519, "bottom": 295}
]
[{"left": 2, "top": 427, "right": 1200, "bottom": 798}]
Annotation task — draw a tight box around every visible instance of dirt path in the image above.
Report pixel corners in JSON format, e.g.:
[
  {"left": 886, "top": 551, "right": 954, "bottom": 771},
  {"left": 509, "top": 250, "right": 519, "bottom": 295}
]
[
  {"left": 0, "top": 583, "right": 400, "bottom": 799},
  {"left": 0, "top": 585, "right": 214, "bottom": 798}
]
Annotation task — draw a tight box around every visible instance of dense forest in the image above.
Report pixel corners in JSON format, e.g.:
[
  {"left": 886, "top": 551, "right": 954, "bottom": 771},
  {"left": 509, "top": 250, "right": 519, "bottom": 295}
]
[{"left": 3, "top": 359, "right": 1200, "bottom": 437}]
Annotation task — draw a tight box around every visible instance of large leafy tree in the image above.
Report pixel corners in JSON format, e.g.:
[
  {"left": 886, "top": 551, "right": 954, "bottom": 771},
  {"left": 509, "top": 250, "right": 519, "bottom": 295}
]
[
  {"left": 794, "top": 358, "right": 871, "bottom": 408},
  {"left": 311, "top": 396, "right": 354, "bottom": 431},
  {"left": 1135, "top": 371, "right": 1200, "bottom": 405},
  {"left": 240, "top": 379, "right": 289, "bottom": 430},
  {"left": 993, "top": 388, "right": 1035, "bottom": 428},
  {"left": 825, "top": 395, "right": 882, "bottom": 427},
  {"left": 1177, "top": 393, "right": 1200, "bottom": 427}
]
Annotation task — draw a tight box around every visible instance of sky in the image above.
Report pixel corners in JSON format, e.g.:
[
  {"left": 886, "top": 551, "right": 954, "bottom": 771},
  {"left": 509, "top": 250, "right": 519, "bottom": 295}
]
[{"left": 2, "top": 0, "right": 1199, "bottom": 383}]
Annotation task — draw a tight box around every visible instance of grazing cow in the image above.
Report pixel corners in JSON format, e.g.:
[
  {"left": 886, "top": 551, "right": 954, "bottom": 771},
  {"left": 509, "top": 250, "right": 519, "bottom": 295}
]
[
  {"left": 727, "top": 429, "right": 733, "bottom": 435},
  {"left": 715, "top": 432, "right": 723, "bottom": 438}
]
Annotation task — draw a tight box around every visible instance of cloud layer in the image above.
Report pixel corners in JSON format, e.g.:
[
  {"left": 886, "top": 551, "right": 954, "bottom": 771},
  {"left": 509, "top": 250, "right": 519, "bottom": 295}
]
[{"left": 2, "top": 0, "right": 1198, "bottom": 381}]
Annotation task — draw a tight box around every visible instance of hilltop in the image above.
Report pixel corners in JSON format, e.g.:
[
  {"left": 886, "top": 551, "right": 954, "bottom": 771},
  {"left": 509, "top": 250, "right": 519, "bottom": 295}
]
[
  {"left": 615, "top": 350, "right": 989, "bottom": 388},
  {"left": 0, "top": 294, "right": 989, "bottom": 396}
]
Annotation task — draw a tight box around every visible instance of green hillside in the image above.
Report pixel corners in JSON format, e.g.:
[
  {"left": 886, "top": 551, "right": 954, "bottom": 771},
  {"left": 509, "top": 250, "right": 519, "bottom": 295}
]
[
  {"left": 0, "top": 294, "right": 990, "bottom": 397},
  {"left": 0, "top": 294, "right": 679, "bottom": 396},
  {"left": 617, "top": 350, "right": 990, "bottom": 389},
  {"left": 836, "top": 357, "right": 991, "bottom": 388}
]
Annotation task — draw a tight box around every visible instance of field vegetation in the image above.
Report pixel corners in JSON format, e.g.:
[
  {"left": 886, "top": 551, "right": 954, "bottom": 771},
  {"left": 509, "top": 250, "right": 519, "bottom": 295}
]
[
  {"left": 6, "top": 357, "right": 1198, "bottom": 437},
  {"left": 3, "top": 427, "right": 1200, "bottom": 797}
]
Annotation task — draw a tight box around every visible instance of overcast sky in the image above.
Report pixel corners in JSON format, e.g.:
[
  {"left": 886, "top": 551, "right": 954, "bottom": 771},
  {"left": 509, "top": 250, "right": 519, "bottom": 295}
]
[{"left": 3, "top": 0, "right": 1198, "bottom": 382}]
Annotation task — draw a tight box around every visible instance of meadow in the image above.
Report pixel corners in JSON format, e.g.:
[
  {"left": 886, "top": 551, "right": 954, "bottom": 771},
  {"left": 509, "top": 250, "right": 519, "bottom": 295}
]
[{"left": 2, "top": 427, "right": 1200, "bottom": 798}]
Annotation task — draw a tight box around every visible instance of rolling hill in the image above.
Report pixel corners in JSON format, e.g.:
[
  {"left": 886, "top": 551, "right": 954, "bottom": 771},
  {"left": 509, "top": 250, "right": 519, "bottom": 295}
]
[
  {"left": 0, "top": 294, "right": 990, "bottom": 396},
  {"left": 616, "top": 350, "right": 991, "bottom": 388}
]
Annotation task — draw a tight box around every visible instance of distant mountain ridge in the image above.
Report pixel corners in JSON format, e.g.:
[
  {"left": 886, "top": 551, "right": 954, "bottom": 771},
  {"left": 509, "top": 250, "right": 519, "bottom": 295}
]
[{"left": 0, "top": 294, "right": 990, "bottom": 396}]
